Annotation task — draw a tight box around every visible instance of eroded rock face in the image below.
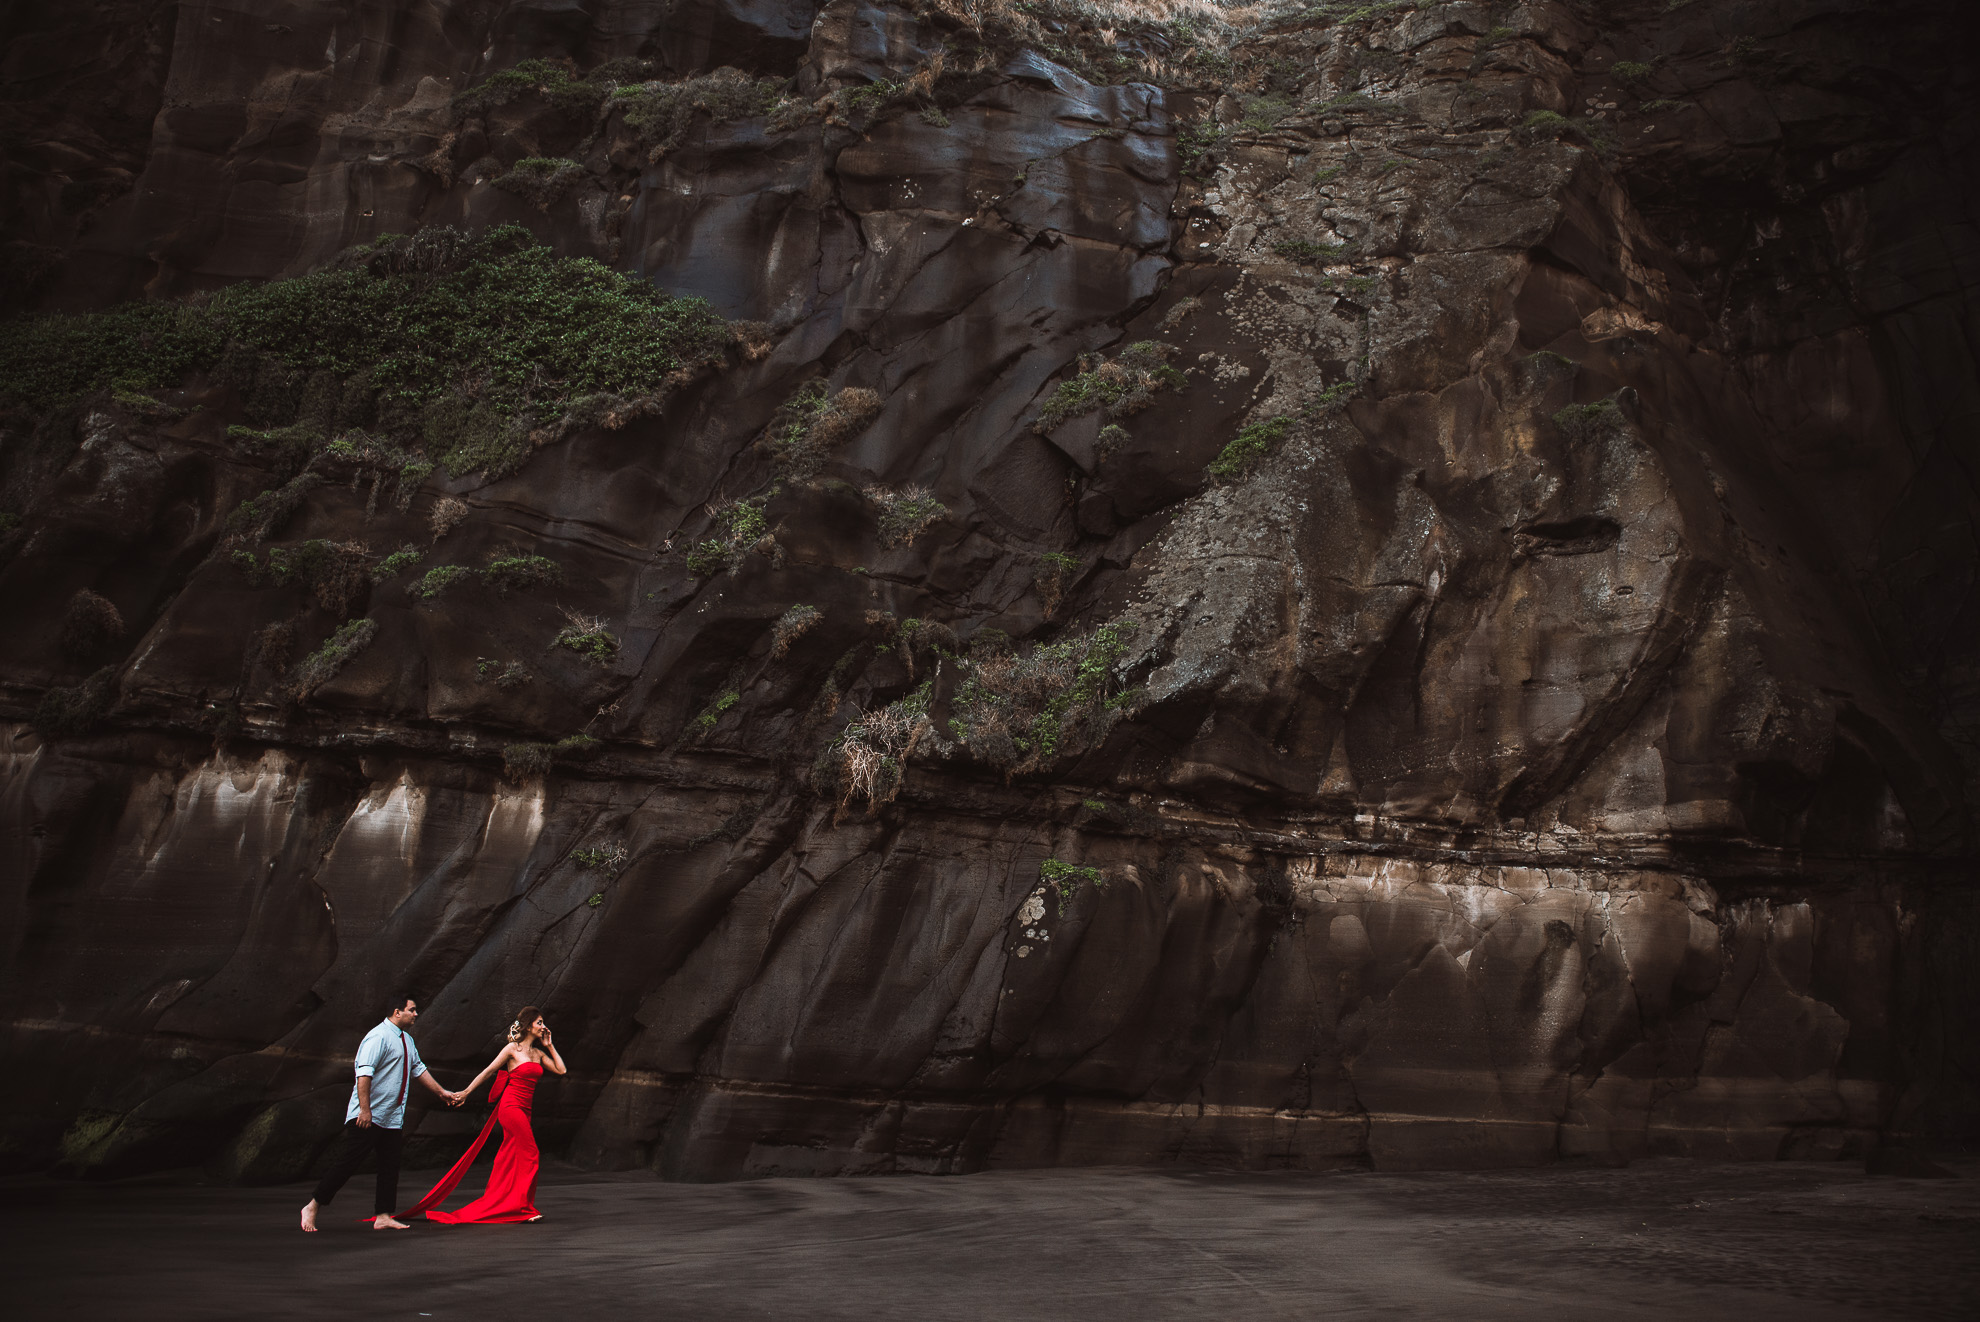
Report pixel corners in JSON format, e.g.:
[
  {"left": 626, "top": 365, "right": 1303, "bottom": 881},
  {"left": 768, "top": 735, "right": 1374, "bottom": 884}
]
[{"left": 1, "top": 0, "right": 1975, "bottom": 1180}]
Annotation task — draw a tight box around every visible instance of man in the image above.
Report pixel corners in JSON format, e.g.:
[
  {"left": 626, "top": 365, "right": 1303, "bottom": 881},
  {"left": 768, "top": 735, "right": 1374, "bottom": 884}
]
[{"left": 300, "top": 995, "right": 464, "bottom": 1231}]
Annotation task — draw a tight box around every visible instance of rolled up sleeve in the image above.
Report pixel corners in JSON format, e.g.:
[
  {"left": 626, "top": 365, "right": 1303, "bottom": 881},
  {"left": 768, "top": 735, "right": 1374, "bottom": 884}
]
[{"left": 353, "top": 1029, "right": 385, "bottom": 1078}]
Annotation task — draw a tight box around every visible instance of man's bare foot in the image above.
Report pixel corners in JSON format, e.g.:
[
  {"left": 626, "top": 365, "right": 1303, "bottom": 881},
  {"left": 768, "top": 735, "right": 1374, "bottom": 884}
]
[
  {"left": 372, "top": 1214, "right": 411, "bottom": 1230},
  {"left": 301, "top": 1200, "right": 319, "bottom": 1233}
]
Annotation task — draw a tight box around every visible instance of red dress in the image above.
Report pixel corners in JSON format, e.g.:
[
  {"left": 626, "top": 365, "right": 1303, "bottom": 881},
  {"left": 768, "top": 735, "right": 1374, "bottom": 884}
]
[{"left": 402, "top": 1061, "right": 544, "bottom": 1223}]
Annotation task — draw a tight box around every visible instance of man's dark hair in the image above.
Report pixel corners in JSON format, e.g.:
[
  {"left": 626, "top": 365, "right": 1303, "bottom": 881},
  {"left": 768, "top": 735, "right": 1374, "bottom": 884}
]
[{"left": 388, "top": 993, "right": 418, "bottom": 1016}]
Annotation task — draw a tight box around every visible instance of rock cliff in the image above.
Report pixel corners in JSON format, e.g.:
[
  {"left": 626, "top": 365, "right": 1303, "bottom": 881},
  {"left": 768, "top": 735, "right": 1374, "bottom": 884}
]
[{"left": 1, "top": 0, "right": 1975, "bottom": 1181}]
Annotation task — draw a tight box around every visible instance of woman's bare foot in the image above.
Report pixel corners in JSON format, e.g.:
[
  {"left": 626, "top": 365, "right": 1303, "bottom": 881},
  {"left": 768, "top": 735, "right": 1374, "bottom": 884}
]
[
  {"left": 300, "top": 1200, "right": 319, "bottom": 1232},
  {"left": 372, "top": 1214, "right": 411, "bottom": 1230}
]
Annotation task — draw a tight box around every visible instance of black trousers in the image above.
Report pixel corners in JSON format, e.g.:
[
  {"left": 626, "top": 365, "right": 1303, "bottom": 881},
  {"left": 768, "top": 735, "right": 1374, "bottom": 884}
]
[{"left": 311, "top": 1120, "right": 407, "bottom": 1215}]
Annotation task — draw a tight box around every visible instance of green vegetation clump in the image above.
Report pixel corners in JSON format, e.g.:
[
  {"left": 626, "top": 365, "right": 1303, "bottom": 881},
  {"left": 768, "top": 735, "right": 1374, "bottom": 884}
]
[
  {"left": 1178, "top": 118, "right": 1224, "bottom": 176},
  {"left": 765, "top": 380, "right": 882, "bottom": 480},
  {"left": 452, "top": 57, "right": 645, "bottom": 118},
  {"left": 243, "top": 538, "right": 370, "bottom": 612},
  {"left": 1521, "top": 110, "right": 1570, "bottom": 130},
  {"left": 501, "top": 732, "right": 604, "bottom": 779},
  {"left": 1208, "top": 416, "right": 1293, "bottom": 481},
  {"left": 1238, "top": 93, "right": 1294, "bottom": 132},
  {"left": 59, "top": 590, "right": 123, "bottom": 660},
  {"left": 1553, "top": 399, "right": 1627, "bottom": 443},
  {"left": 493, "top": 157, "right": 587, "bottom": 208},
  {"left": 818, "top": 681, "right": 932, "bottom": 813},
  {"left": 771, "top": 603, "right": 822, "bottom": 658},
  {"left": 481, "top": 554, "right": 562, "bottom": 593},
  {"left": 413, "top": 565, "right": 474, "bottom": 599},
  {"left": 0, "top": 226, "right": 729, "bottom": 483},
  {"left": 34, "top": 665, "right": 117, "bottom": 737},
  {"left": 554, "top": 613, "right": 619, "bottom": 663},
  {"left": 1611, "top": 60, "right": 1654, "bottom": 81},
  {"left": 1094, "top": 423, "right": 1128, "bottom": 462},
  {"left": 476, "top": 657, "right": 529, "bottom": 688},
  {"left": 225, "top": 473, "right": 321, "bottom": 543},
  {"left": 1039, "top": 858, "right": 1108, "bottom": 917},
  {"left": 370, "top": 545, "right": 424, "bottom": 583},
  {"left": 687, "top": 497, "right": 774, "bottom": 576},
  {"left": 1272, "top": 238, "right": 1346, "bottom": 264},
  {"left": 1035, "top": 552, "right": 1081, "bottom": 618},
  {"left": 947, "top": 621, "right": 1135, "bottom": 772},
  {"left": 692, "top": 689, "right": 741, "bottom": 732},
  {"left": 868, "top": 485, "right": 948, "bottom": 547},
  {"left": 1035, "top": 341, "right": 1187, "bottom": 434},
  {"left": 572, "top": 842, "right": 629, "bottom": 875},
  {"left": 1640, "top": 99, "right": 1686, "bottom": 112},
  {"left": 612, "top": 69, "right": 792, "bottom": 157},
  {"left": 291, "top": 618, "right": 377, "bottom": 697},
  {"left": 229, "top": 422, "right": 323, "bottom": 477}
]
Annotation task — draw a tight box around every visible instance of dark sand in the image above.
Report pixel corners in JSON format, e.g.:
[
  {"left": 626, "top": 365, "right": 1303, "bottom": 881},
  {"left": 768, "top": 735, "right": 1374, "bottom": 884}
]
[{"left": 7, "top": 1159, "right": 1976, "bottom": 1320}]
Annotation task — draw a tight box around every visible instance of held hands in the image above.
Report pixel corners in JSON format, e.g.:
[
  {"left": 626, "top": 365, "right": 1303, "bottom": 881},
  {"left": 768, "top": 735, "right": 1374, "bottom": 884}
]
[{"left": 445, "top": 1090, "right": 466, "bottom": 1107}]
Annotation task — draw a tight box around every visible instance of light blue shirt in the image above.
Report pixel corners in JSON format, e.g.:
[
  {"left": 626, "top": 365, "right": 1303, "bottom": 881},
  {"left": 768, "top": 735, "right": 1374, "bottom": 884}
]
[{"left": 345, "top": 1019, "right": 428, "bottom": 1129}]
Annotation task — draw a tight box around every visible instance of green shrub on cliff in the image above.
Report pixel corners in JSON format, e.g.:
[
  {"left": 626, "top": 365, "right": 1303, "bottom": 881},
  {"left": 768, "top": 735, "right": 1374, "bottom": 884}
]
[
  {"left": 0, "top": 227, "right": 728, "bottom": 453},
  {"left": 1207, "top": 416, "right": 1293, "bottom": 481},
  {"left": 867, "top": 486, "right": 948, "bottom": 547},
  {"left": 766, "top": 381, "right": 883, "bottom": 480},
  {"left": 554, "top": 613, "right": 619, "bottom": 664},
  {"left": 613, "top": 70, "right": 792, "bottom": 156},
  {"left": 494, "top": 157, "right": 587, "bottom": 208},
  {"left": 1039, "top": 859, "right": 1107, "bottom": 917},
  {"left": 370, "top": 545, "right": 424, "bottom": 583},
  {"left": 1034, "top": 342, "right": 1186, "bottom": 434},
  {"left": 482, "top": 554, "right": 563, "bottom": 594},
  {"left": 947, "top": 621, "right": 1133, "bottom": 772},
  {"left": 412, "top": 565, "right": 474, "bottom": 599},
  {"left": 34, "top": 665, "right": 117, "bottom": 737},
  {"left": 291, "top": 618, "right": 377, "bottom": 698},
  {"left": 452, "top": 58, "right": 628, "bottom": 118}
]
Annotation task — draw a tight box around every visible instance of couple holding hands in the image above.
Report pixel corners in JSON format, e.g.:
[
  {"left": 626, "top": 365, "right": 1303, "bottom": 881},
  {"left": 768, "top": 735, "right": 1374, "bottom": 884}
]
[{"left": 299, "top": 995, "right": 565, "bottom": 1231}]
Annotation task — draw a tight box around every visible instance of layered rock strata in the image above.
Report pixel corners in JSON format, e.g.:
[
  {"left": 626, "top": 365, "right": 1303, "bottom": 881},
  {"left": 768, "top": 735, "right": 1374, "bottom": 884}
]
[{"left": 1, "top": 0, "right": 1974, "bottom": 1180}]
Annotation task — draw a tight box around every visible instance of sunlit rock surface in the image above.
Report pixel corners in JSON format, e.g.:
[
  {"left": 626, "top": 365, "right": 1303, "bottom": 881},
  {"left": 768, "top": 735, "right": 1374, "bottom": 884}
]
[{"left": 1, "top": 0, "right": 1974, "bottom": 1181}]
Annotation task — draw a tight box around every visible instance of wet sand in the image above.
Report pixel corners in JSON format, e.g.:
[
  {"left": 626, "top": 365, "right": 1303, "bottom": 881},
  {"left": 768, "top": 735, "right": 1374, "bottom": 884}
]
[{"left": 7, "top": 1159, "right": 1976, "bottom": 1320}]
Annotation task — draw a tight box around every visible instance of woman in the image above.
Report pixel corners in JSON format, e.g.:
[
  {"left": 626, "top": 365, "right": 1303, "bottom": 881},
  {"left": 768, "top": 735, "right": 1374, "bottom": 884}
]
[{"left": 400, "top": 1006, "right": 566, "bottom": 1224}]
